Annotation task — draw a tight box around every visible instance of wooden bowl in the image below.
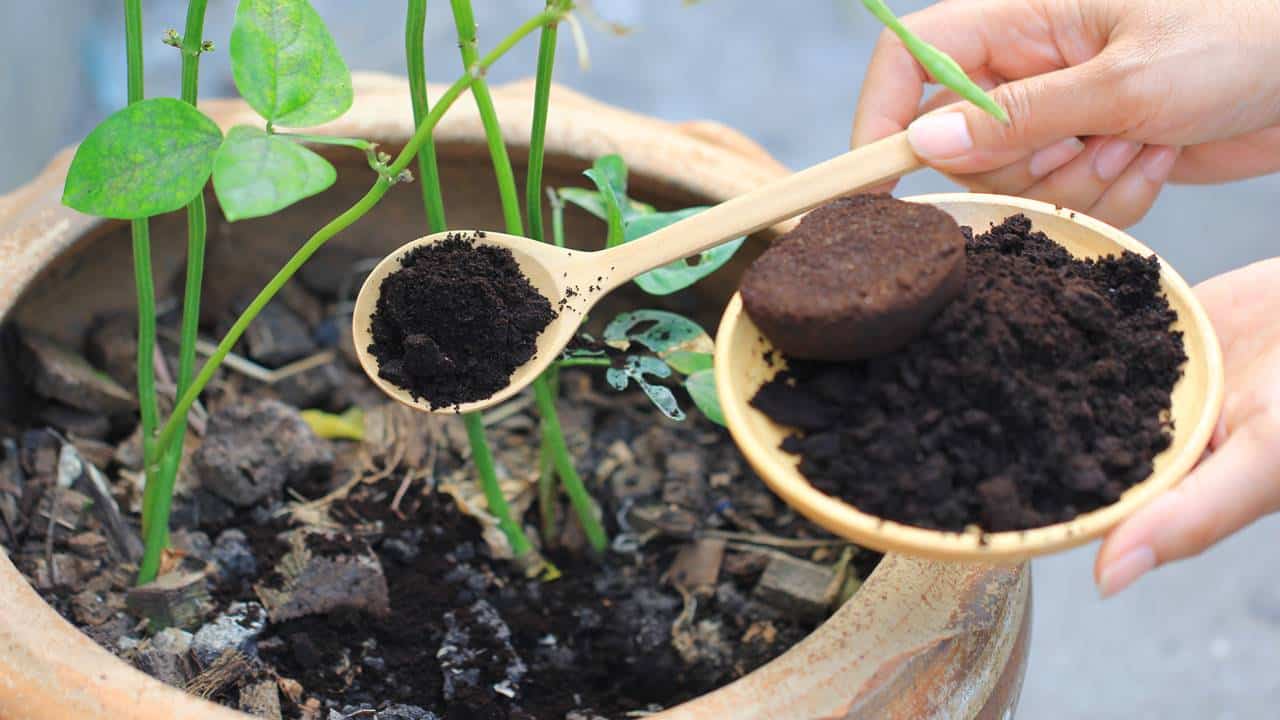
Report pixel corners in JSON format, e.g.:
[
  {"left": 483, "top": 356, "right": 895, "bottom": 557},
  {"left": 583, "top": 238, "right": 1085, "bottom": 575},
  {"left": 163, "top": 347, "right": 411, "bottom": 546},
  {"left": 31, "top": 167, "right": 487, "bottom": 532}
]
[{"left": 715, "top": 192, "right": 1225, "bottom": 561}]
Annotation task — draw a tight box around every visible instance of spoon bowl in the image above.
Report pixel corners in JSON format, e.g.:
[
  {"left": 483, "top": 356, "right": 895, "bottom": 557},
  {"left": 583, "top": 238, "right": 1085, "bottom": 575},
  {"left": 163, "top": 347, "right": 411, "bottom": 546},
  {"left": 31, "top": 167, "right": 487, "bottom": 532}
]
[{"left": 715, "top": 193, "right": 1225, "bottom": 561}]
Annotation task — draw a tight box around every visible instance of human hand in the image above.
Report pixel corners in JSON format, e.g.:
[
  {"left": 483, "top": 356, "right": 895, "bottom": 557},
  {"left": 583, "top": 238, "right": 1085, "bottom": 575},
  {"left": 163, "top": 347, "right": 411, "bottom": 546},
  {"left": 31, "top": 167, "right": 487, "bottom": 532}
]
[
  {"left": 852, "top": 0, "right": 1280, "bottom": 228},
  {"left": 1095, "top": 259, "right": 1280, "bottom": 596}
]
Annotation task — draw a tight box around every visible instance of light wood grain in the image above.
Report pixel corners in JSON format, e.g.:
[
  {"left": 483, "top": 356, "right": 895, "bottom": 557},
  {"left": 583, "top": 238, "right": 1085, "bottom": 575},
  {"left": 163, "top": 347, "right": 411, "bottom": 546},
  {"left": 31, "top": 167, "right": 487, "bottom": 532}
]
[{"left": 716, "top": 193, "right": 1226, "bottom": 561}]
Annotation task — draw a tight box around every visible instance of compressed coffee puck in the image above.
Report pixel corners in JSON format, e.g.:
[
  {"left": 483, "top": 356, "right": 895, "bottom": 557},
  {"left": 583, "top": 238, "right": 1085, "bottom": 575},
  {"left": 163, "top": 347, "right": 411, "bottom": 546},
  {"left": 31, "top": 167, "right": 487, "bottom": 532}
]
[{"left": 741, "top": 194, "right": 965, "bottom": 361}]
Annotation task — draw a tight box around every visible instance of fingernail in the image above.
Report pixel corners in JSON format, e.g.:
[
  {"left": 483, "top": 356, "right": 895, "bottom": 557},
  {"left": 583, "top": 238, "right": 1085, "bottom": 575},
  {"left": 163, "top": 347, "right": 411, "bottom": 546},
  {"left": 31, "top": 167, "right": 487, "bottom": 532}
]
[
  {"left": 1094, "top": 139, "right": 1142, "bottom": 182},
  {"left": 1098, "top": 545, "right": 1156, "bottom": 598},
  {"left": 907, "top": 112, "right": 974, "bottom": 160},
  {"left": 1028, "top": 137, "right": 1086, "bottom": 178},
  {"left": 1141, "top": 146, "right": 1178, "bottom": 182}
]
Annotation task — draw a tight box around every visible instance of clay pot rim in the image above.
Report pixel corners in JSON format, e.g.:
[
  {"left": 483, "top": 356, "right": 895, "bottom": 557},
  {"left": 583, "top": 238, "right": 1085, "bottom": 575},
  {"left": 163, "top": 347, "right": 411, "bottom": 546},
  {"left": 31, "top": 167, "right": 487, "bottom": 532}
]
[{"left": 0, "top": 73, "right": 1027, "bottom": 720}]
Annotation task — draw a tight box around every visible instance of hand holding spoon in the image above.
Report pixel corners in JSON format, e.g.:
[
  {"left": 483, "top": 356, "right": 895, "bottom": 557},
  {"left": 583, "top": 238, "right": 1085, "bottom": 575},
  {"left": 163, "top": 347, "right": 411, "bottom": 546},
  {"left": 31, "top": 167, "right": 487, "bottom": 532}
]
[{"left": 352, "top": 131, "right": 922, "bottom": 414}]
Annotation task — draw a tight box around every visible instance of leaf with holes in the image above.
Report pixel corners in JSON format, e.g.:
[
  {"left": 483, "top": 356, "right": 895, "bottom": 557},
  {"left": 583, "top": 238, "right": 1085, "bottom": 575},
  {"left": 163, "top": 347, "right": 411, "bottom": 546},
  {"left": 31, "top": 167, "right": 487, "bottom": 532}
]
[
  {"left": 212, "top": 125, "right": 337, "bottom": 221},
  {"left": 230, "top": 0, "right": 353, "bottom": 127},
  {"left": 603, "top": 310, "right": 709, "bottom": 357},
  {"left": 684, "top": 369, "right": 724, "bottom": 425},
  {"left": 627, "top": 207, "right": 746, "bottom": 295},
  {"left": 62, "top": 98, "right": 222, "bottom": 220},
  {"left": 606, "top": 355, "right": 685, "bottom": 421}
]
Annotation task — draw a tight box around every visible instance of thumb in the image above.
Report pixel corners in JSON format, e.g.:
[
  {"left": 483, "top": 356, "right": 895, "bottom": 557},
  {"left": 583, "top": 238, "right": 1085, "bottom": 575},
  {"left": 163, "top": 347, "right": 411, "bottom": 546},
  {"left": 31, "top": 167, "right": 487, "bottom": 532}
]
[{"left": 907, "top": 57, "right": 1137, "bottom": 174}]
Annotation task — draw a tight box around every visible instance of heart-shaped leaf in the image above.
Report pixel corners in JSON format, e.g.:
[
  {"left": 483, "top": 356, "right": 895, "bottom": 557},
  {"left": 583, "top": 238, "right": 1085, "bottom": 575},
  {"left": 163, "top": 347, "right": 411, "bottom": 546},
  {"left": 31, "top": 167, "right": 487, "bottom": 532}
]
[
  {"left": 627, "top": 208, "right": 746, "bottom": 295},
  {"left": 212, "top": 125, "right": 337, "bottom": 221},
  {"left": 231, "top": 0, "right": 353, "bottom": 127},
  {"left": 684, "top": 369, "right": 724, "bottom": 426},
  {"left": 62, "top": 98, "right": 222, "bottom": 220}
]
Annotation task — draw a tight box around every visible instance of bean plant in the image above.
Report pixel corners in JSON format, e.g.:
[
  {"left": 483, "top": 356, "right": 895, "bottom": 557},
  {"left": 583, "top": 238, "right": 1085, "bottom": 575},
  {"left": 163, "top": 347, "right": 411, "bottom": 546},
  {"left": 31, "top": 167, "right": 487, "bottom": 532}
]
[{"left": 60, "top": 0, "right": 999, "bottom": 589}]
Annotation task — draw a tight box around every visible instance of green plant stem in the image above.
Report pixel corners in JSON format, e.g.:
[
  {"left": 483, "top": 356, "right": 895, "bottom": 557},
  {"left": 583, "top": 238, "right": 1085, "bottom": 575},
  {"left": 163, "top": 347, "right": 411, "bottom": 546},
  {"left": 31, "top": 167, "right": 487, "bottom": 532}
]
[
  {"left": 533, "top": 379, "right": 607, "bottom": 553},
  {"left": 407, "top": 0, "right": 526, "bottom": 559},
  {"left": 406, "top": 0, "right": 447, "bottom": 233},
  {"left": 138, "top": 0, "right": 210, "bottom": 586},
  {"left": 451, "top": 0, "right": 605, "bottom": 553},
  {"left": 555, "top": 357, "right": 610, "bottom": 368},
  {"left": 525, "top": 15, "right": 558, "bottom": 244},
  {"left": 449, "top": 0, "right": 524, "bottom": 236},
  {"left": 154, "top": 5, "right": 566, "bottom": 462},
  {"left": 528, "top": 14, "right": 562, "bottom": 546},
  {"left": 464, "top": 413, "right": 532, "bottom": 556},
  {"left": 123, "top": 0, "right": 161, "bottom": 546}
]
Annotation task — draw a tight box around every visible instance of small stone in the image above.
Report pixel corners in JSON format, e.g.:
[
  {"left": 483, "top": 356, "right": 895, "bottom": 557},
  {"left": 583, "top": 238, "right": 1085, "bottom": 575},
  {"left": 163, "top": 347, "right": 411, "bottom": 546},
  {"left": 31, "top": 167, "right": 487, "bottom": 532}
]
[
  {"left": 126, "top": 565, "right": 213, "bottom": 629},
  {"left": 194, "top": 398, "right": 334, "bottom": 507},
  {"left": 753, "top": 554, "right": 838, "bottom": 621},
  {"left": 664, "top": 538, "right": 725, "bottom": 596},
  {"left": 239, "top": 298, "right": 317, "bottom": 367},
  {"left": 191, "top": 601, "right": 268, "bottom": 667},
  {"left": 85, "top": 312, "right": 138, "bottom": 389},
  {"left": 131, "top": 627, "right": 197, "bottom": 687},
  {"left": 665, "top": 450, "right": 706, "bottom": 480},
  {"left": 38, "top": 403, "right": 111, "bottom": 440},
  {"left": 378, "top": 705, "right": 439, "bottom": 720},
  {"left": 239, "top": 679, "right": 283, "bottom": 720},
  {"left": 273, "top": 360, "right": 343, "bottom": 410},
  {"left": 66, "top": 531, "right": 108, "bottom": 558},
  {"left": 212, "top": 529, "right": 258, "bottom": 581},
  {"left": 380, "top": 535, "right": 420, "bottom": 565},
  {"left": 19, "top": 334, "right": 135, "bottom": 414},
  {"left": 439, "top": 599, "right": 527, "bottom": 704},
  {"left": 254, "top": 530, "right": 389, "bottom": 622},
  {"left": 171, "top": 529, "right": 213, "bottom": 562},
  {"left": 627, "top": 503, "right": 698, "bottom": 538},
  {"left": 71, "top": 588, "right": 118, "bottom": 626}
]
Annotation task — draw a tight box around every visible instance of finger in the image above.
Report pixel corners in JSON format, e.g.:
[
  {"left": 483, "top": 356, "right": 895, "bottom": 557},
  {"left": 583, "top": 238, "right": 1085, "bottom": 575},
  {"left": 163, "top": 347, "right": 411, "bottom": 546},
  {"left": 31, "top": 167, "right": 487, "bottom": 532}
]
[
  {"left": 1085, "top": 145, "right": 1178, "bottom": 228},
  {"left": 1171, "top": 127, "right": 1280, "bottom": 184},
  {"left": 956, "top": 137, "right": 1086, "bottom": 196},
  {"left": 1095, "top": 409, "right": 1280, "bottom": 597},
  {"left": 1020, "top": 136, "right": 1143, "bottom": 215},
  {"left": 906, "top": 51, "right": 1140, "bottom": 174}
]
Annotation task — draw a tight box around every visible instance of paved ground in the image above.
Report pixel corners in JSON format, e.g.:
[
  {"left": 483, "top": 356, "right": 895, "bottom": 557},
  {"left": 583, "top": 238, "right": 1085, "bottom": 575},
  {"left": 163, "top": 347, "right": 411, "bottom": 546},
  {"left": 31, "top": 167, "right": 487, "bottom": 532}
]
[{"left": 4, "top": 2, "right": 1279, "bottom": 717}]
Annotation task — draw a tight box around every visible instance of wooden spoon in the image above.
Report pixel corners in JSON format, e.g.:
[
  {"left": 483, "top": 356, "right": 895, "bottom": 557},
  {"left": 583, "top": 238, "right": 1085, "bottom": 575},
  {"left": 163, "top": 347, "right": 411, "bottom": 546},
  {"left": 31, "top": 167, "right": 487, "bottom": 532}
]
[
  {"left": 352, "top": 131, "right": 921, "bottom": 414},
  {"left": 715, "top": 193, "right": 1225, "bottom": 561}
]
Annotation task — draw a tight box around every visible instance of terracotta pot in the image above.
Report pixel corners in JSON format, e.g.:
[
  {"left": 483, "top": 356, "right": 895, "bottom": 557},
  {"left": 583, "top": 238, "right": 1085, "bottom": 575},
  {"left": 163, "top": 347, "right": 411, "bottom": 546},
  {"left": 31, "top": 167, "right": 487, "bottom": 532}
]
[{"left": 0, "top": 73, "right": 1030, "bottom": 720}]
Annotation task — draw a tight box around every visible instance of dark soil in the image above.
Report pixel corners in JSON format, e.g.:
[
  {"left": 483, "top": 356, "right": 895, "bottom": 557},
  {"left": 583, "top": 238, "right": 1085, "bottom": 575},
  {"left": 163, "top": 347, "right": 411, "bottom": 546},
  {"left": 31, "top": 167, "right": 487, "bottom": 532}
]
[
  {"left": 368, "top": 232, "right": 555, "bottom": 407},
  {"left": 741, "top": 194, "right": 966, "bottom": 361},
  {"left": 751, "top": 214, "right": 1186, "bottom": 532}
]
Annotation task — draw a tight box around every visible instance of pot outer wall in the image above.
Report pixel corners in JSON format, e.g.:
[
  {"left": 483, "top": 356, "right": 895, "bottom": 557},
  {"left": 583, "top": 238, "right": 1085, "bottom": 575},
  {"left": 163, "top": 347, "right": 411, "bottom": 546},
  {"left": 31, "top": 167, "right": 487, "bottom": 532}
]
[{"left": 0, "top": 74, "right": 1031, "bottom": 720}]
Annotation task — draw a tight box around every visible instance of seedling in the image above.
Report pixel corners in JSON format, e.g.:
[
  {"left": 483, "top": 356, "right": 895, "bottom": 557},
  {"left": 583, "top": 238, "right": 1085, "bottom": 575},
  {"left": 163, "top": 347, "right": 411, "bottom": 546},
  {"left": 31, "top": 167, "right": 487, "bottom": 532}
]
[{"left": 59, "top": 0, "right": 1002, "bottom": 590}]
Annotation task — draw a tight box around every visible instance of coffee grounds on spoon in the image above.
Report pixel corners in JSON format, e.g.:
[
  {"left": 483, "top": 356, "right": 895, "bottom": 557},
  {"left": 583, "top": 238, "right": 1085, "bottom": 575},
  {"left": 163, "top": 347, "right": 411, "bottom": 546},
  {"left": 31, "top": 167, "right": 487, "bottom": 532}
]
[
  {"left": 751, "top": 214, "right": 1186, "bottom": 533},
  {"left": 367, "top": 233, "right": 556, "bottom": 407}
]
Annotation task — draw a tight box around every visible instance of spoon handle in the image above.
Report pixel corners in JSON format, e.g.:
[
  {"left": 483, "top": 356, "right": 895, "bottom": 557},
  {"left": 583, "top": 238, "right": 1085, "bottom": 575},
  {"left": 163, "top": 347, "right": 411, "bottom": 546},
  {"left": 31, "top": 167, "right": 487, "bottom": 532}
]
[{"left": 596, "top": 131, "right": 921, "bottom": 284}]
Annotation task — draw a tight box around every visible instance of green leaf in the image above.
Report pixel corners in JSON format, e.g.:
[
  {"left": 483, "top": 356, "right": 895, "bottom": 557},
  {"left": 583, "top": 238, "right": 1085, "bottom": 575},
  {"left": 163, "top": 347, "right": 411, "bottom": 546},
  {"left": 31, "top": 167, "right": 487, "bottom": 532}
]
[
  {"left": 604, "top": 310, "right": 709, "bottom": 355},
  {"left": 685, "top": 369, "right": 724, "bottom": 425},
  {"left": 559, "top": 188, "right": 655, "bottom": 222},
  {"left": 582, "top": 162, "right": 625, "bottom": 248},
  {"left": 212, "top": 125, "right": 337, "bottom": 221},
  {"left": 606, "top": 356, "right": 685, "bottom": 421},
  {"left": 626, "top": 207, "right": 746, "bottom": 295},
  {"left": 666, "top": 350, "right": 713, "bottom": 375},
  {"left": 62, "top": 98, "right": 222, "bottom": 220},
  {"left": 860, "top": 0, "right": 1007, "bottom": 124},
  {"left": 230, "top": 0, "right": 353, "bottom": 127}
]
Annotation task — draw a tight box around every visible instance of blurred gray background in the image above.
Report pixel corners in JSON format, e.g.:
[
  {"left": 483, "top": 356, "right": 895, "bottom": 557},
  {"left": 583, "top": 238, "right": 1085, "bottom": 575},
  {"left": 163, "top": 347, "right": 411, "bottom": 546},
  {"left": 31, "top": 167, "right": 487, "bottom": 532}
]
[{"left": 3, "top": 2, "right": 1278, "bottom": 718}]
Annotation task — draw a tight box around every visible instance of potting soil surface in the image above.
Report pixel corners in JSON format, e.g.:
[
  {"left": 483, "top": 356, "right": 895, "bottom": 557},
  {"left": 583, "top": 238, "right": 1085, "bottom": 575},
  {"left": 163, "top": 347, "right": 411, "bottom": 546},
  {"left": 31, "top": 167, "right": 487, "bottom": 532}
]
[
  {"left": 368, "top": 232, "right": 555, "bottom": 407},
  {"left": 752, "top": 214, "right": 1187, "bottom": 532}
]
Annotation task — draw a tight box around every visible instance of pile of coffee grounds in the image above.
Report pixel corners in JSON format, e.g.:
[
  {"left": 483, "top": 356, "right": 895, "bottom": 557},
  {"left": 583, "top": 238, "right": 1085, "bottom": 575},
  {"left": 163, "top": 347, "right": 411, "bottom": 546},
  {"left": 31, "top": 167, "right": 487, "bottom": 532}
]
[
  {"left": 368, "top": 233, "right": 555, "bottom": 407},
  {"left": 751, "top": 214, "right": 1186, "bottom": 532},
  {"left": 741, "top": 194, "right": 966, "bottom": 361}
]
